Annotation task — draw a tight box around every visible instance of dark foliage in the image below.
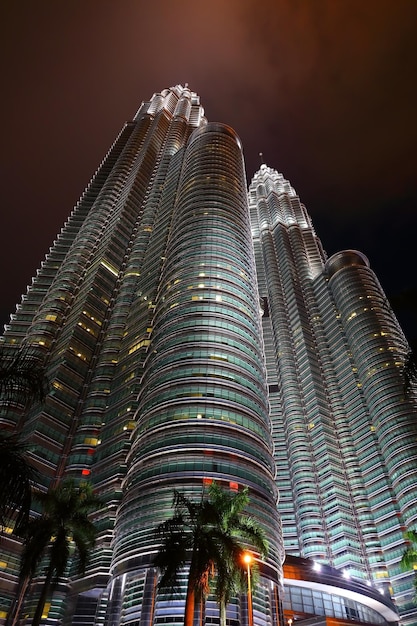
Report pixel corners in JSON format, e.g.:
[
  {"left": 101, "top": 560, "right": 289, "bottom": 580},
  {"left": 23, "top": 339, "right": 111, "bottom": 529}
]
[
  {"left": 0, "top": 432, "right": 38, "bottom": 533},
  {"left": 0, "top": 345, "right": 48, "bottom": 409}
]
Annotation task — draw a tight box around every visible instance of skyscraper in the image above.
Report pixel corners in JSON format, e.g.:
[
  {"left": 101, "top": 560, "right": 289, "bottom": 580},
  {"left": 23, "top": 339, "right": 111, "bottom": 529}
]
[
  {"left": 0, "top": 86, "right": 283, "bottom": 626},
  {"left": 249, "top": 165, "right": 417, "bottom": 624},
  {"left": 0, "top": 85, "right": 415, "bottom": 626}
]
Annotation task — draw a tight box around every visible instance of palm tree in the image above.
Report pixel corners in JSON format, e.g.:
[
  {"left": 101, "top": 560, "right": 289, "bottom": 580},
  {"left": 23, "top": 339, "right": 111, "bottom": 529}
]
[
  {"left": 9, "top": 479, "right": 100, "bottom": 626},
  {"left": 401, "top": 529, "right": 417, "bottom": 597},
  {"left": 208, "top": 482, "right": 267, "bottom": 626},
  {"left": 154, "top": 490, "right": 216, "bottom": 626},
  {"left": 153, "top": 483, "right": 268, "bottom": 626}
]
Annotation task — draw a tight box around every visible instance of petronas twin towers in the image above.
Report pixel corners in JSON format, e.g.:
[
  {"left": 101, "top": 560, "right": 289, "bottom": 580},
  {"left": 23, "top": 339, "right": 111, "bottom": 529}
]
[{"left": 1, "top": 85, "right": 416, "bottom": 626}]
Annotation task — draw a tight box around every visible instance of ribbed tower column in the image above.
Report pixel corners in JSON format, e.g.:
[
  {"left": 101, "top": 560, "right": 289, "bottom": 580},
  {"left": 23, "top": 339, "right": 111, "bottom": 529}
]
[
  {"left": 109, "top": 124, "right": 283, "bottom": 625},
  {"left": 326, "top": 250, "right": 417, "bottom": 613}
]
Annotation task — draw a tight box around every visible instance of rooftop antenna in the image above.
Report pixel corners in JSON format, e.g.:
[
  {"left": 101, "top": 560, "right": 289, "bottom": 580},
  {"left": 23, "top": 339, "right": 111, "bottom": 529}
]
[{"left": 259, "top": 152, "right": 265, "bottom": 166}]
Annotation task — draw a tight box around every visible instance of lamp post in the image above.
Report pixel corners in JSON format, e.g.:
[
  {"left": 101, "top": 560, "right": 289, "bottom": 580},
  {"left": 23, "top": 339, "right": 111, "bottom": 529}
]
[{"left": 242, "top": 552, "right": 253, "bottom": 626}]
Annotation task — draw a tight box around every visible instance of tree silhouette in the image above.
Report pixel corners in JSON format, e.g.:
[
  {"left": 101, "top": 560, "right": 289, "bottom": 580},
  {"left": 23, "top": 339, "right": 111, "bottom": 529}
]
[
  {"left": 8, "top": 480, "right": 100, "bottom": 626},
  {"left": 0, "top": 346, "right": 47, "bottom": 534},
  {"left": 0, "top": 346, "right": 48, "bottom": 408},
  {"left": 208, "top": 483, "right": 267, "bottom": 626},
  {"left": 0, "top": 433, "right": 37, "bottom": 534},
  {"left": 154, "top": 483, "right": 267, "bottom": 626}
]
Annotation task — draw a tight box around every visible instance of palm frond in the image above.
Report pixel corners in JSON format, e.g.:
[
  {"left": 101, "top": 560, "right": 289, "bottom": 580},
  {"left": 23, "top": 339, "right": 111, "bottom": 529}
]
[
  {"left": 20, "top": 479, "right": 100, "bottom": 582},
  {"left": 0, "top": 432, "right": 38, "bottom": 533},
  {"left": 154, "top": 530, "right": 189, "bottom": 593},
  {"left": 234, "top": 515, "right": 268, "bottom": 557},
  {"left": 401, "top": 530, "right": 417, "bottom": 572},
  {"left": 0, "top": 346, "right": 48, "bottom": 408},
  {"left": 49, "top": 529, "right": 71, "bottom": 582},
  {"left": 153, "top": 482, "right": 269, "bottom": 625},
  {"left": 20, "top": 518, "right": 54, "bottom": 578},
  {"left": 72, "top": 519, "right": 98, "bottom": 574}
]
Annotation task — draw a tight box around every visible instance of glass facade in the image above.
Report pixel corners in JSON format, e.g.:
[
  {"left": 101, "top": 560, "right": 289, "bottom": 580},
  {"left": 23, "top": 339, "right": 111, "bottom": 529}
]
[
  {"left": 0, "top": 88, "right": 283, "bottom": 626},
  {"left": 1, "top": 89, "right": 415, "bottom": 626},
  {"left": 284, "top": 585, "right": 390, "bottom": 624},
  {"left": 282, "top": 555, "right": 399, "bottom": 625},
  {"left": 249, "top": 164, "right": 417, "bottom": 624}
]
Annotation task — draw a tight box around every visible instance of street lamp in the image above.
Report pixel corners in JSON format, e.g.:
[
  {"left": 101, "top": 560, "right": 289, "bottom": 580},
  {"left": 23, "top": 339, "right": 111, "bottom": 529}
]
[{"left": 242, "top": 552, "right": 253, "bottom": 626}]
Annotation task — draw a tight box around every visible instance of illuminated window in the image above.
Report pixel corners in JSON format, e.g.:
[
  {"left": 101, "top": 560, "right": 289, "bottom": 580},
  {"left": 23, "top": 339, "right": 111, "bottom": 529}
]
[
  {"left": 84, "top": 437, "right": 99, "bottom": 446},
  {"left": 128, "top": 339, "right": 150, "bottom": 354}
]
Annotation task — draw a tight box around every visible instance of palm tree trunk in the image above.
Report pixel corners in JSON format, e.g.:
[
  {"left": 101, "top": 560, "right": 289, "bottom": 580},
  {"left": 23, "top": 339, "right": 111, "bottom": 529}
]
[
  {"left": 184, "top": 564, "right": 197, "bottom": 626},
  {"left": 31, "top": 563, "right": 55, "bottom": 626},
  {"left": 219, "top": 599, "right": 226, "bottom": 626},
  {"left": 6, "top": 575, "right": 30, "bottom": 626}
]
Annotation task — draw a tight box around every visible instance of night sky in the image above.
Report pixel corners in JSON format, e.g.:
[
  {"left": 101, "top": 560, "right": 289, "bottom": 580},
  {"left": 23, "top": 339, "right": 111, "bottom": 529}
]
[{"left": 1, "top": 1, "right": 416, "bottom": 342}]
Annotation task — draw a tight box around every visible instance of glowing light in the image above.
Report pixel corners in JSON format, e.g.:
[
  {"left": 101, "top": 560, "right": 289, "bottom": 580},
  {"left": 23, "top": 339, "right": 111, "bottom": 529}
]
[
  {"left": 242, "top": 552, "right": 253, "bottom": 565},
  {"left": 242, "top": 552, "right": 254, "bottom": 626}
]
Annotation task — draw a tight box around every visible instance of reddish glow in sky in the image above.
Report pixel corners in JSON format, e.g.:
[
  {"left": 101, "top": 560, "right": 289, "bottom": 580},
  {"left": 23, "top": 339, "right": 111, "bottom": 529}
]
[{"left": 1, "top": 0, "right": 416, "bottom": 338}]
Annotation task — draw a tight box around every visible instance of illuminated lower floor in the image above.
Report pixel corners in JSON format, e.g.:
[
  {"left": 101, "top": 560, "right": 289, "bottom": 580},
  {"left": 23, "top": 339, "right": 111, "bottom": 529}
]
[{"left": 57, "top": 556, "right": 399, "bottom": 626}]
